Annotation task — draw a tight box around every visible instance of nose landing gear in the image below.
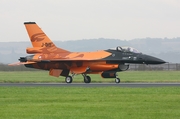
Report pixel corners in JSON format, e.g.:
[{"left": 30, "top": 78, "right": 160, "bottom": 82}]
[
  {"left": 115, "top": 78, "right": 120, "bottom": 83},
  {"left": 115, "top": 73, "right": 120, "bottom": 83}
]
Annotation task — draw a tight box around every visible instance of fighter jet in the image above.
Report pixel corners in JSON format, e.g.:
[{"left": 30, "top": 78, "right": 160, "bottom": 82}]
[{"left": 10, "top": 22, "right": 166, "bottom": 83}]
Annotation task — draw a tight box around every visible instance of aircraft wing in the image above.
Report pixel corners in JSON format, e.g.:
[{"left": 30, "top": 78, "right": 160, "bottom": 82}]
[
  {"left": 29, "top": 50, "right": 112, "bottom": 62},
  {"left": 31, "top": 58, "right": 100, "bottom": 63}
]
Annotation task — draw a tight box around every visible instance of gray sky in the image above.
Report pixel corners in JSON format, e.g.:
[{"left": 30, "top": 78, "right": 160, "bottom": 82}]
[{"left": 1, "top": 0, "right": 180, "bottom": 42}]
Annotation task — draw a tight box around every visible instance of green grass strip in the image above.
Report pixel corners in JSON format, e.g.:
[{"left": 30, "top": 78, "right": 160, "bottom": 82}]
[
  {"left": 0, "top": 87, "right": 180, "bottom": 119},
  {"left": 0, "top": 71, "right": 180, "bottom": 83}
]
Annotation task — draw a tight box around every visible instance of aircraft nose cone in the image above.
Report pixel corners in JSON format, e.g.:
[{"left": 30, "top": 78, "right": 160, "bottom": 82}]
[{"left": 144, "top": 55, "right": 166, "bottom": 64}]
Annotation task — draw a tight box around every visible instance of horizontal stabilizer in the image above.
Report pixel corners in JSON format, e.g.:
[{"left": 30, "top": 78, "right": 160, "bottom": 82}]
[{"left": 8, "top": 61, "right": 36, "bottom": 66}]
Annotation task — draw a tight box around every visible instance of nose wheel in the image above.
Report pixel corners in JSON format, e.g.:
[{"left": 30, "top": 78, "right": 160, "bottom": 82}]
[
  {"left": 114, "top": 73, "right": 120, "bottom": 83},
  {"left": 115, "top": 78, "right": 120, "bottom": 83}
]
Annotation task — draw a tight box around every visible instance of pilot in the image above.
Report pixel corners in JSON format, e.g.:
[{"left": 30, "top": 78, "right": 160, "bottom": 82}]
[{"left": 116, "top": 46, "right": 122, "bottom": 51}]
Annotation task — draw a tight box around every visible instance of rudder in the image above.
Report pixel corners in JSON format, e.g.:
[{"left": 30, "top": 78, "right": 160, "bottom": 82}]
[
  {"left": 24, "top": 22, "right": 69, "bottom": 53},
  {"left": 24, "top": 22, "right": 56, "bottom": 48}
]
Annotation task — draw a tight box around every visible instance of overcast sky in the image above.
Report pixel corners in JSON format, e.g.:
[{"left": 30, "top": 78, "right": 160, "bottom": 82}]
[{"left": 1, "top": 0, "right": 180, "bottom": 42}]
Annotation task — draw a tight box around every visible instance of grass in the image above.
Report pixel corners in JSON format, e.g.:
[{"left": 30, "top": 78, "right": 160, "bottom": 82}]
[
  {"left": 0, "top": 71, "right": 180, "bottom": 118},
  {"left": 0, "top": 87, "right": 180, "bottom": 119},
  {"left": 0, "top": 71, "right": 180, "bottom": 83}
]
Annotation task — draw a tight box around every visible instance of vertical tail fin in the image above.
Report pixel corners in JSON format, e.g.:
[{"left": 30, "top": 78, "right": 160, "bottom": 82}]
[{"left": 24, "top": 22, "right": 69, "bottom": 53}]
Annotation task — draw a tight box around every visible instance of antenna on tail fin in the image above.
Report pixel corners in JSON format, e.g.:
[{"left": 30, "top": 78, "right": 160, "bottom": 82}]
[{"left": 24, "top": 22, "right": 69, "bottom": 53}]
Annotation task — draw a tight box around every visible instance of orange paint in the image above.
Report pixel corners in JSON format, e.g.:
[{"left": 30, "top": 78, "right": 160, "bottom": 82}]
[{"left": 10, "top": 22, "right": 119, "bottom": 79}]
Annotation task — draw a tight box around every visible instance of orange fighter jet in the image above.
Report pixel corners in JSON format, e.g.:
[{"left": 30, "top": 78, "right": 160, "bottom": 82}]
[{"left": 10, "top": 22, "right": 166, "bottom": 83}]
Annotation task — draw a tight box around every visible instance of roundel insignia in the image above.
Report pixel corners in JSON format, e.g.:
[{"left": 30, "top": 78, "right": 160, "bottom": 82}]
[{"left": 38, "top": 55, "right": 42, "bottom": 59}]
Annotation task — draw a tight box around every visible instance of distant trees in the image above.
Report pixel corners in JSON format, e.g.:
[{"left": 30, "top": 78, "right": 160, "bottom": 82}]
[
  {"left": 136, "top": 64, "right": 164, "bottom": 71},
  {"left": 130, "top": 63, "right": 180, "bottom": 71},
  {"left": 0, "top": 63, "right": 180, "bottom": 71},
  {"left": 1, "top": 38, "right": 180, "bottom": 63},
  {"left": 0, "top": 63, "right": 37, "bottom": 71}
]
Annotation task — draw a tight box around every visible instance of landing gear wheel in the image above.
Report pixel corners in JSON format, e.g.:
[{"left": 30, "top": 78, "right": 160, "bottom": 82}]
[
  {"left": 65, "top": 76, "right": 73, "bottom": 83},
  {"left": 115, "top": 78, "right": 120, "bottom": 83},
  {"left": 84, "top": 76, "right": 91, "bottom": 83}
]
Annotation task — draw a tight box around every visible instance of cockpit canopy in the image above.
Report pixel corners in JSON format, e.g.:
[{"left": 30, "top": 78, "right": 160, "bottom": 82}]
[{"left": 110, "top": 46, "right": 141, "bottom": 53}]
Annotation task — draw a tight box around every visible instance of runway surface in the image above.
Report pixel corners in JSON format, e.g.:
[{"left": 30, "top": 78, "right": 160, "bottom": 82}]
[{"left": 0, "top": 83, "right": 180, "bottom": 87}]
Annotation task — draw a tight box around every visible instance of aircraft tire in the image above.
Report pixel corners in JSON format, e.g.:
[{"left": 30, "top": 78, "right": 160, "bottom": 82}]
[
  {"left": 65, "top": 76, "right": 73, "bottom": 83},
  {"left": 115, "top": 78, "right": 120, "bottom": 83},
  {"left": 84, "top": 76, "right": 91, "bottom": 83}
]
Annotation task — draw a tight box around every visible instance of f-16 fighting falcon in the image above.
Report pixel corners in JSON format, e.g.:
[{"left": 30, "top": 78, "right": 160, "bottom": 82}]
[{"left": 10, "top": 22, "right": 166, "bottom": 83}]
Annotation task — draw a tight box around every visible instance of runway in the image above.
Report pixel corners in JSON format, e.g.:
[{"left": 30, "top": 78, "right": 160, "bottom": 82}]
[{"left": 0, "top": 83, "right": 180, "bottom": 87}]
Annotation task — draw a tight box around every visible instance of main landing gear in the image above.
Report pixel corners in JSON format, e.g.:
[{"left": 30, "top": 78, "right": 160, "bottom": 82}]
[
  {"left": 65, "top": 74, "right": 120, "bottom": 84},
  {"left": 83, "top": 74, "right": 91, "bottom": 83},
  {"left": 65, "top": 76, "right": 73, "bottom": 83},
  {"left": 65, "top": 74, "right": 91, "bottom": 84}
]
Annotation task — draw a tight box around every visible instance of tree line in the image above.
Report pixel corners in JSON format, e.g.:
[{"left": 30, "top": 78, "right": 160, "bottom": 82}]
[
  {"left": 1, "top": 63, "right": 180, "bottom": 71},
  {"left": 0, "top": 63, "right": 37, "bottom": 71}
]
